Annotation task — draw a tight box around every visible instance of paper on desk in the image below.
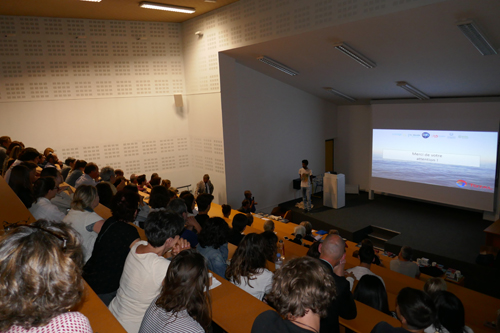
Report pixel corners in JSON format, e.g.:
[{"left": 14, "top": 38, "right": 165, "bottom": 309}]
[{"left": 207, "top": 277, "right": 221, "bottom": 290}]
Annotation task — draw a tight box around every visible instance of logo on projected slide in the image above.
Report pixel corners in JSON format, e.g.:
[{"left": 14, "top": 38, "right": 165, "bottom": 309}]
[
  {"left": 422, "top": 132, "right": 430, "bottom": 139},
  {"left": 456, "top": 180, "right": 467, "bottom": 187}
]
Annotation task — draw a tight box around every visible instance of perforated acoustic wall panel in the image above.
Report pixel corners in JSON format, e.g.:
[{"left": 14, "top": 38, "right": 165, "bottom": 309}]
[{"left": 0, "top": 16, "right": 184, "bottom": 102}]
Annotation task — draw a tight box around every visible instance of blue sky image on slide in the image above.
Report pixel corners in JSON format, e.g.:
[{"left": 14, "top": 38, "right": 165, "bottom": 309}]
[{"left": 372, "top": 129, "right": 498, "bottom": 192}]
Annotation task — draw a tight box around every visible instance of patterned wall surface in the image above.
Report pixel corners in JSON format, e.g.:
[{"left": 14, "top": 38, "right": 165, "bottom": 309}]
[{"left": 0, "top": 16, "right": 185, "bottom": 102}]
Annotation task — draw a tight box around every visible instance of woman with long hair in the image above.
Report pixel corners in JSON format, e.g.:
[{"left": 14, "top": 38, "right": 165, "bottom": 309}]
[
  {"left": 8, "top": 164, "right": 34, "bottom": 208},
  {"left": 196, "top": 217, "right": 230, "bottom": 278},
  {"left": 353, "top": 275, "right": 391, "bottom": 316},
  {"left": 139, "top": 249, "right": 211, "bottom": 333},
  {"left": 63, "top": 184, "right": 105, "bottom": 263},
  {"left": 0, "top": 219, "right": 91, "bottom": 332},
  {"left": 65, "top": 159, "right": 87, "bottom": 187},
  {"left": 29, "top": 177, "right": 66, "bottom": 222},
  {"left": 425, "top": 291, "right": 473, "bottom": 333},
  {"left": 226, "top": 233, "right": 273, "bottom": 301}
]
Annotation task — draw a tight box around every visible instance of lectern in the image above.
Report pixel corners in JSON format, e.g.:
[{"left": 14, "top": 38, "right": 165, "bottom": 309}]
[{"left": 323, "top": 173, "right": 345, "bottom": 209}]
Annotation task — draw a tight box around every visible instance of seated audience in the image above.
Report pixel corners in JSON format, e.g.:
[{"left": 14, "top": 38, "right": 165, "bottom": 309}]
[
  {"left": 318, "top": 234, "right": 357, "bottom": 333},
  {"left": 356, "top": 239, "right": 382, "bottom": 266},
  {"left": 291, "top": 225, "right": 306, "bottom": 245},
  {"left": 40, "top": 167, "right": 73, "bottom": 214},
  {"left": 425, "top": 291, "right": 472, "bottom": 333},
  {"left": 161, "top": 179, "right": 171, "bottom": 189},
  {"left": 139, "top": 249, "right": 211, "bottom": 333},
  {"left": 149, "top": 185, "right": 170, "bottom": 212},
  {"left": 4, "top": 147, "right": 40, "bottom": 183},
  {"left": 96, "top": 182, "right": 114, "bottom": 208},
  {"left": 21, "top": 161, "right": 38, "bottom": 184},
  {"left": 246, "top": 212, "right": 254, "bottom": 226},
  {"left": 346, "top": 245, "right": 385, "bottom": 291},
  {"left": 251, "top": 256, "right": 335, "bottom": 333},
  {"left": 390, "top": 246, "right": 421, "bottom": 278},
  {"left": 300, "top": 221, "right": 316, "bottom": 242},
  {"left": 371, "top": 288, "right": 435, "bottom": 333},
  {"left": 244, "top": 190, "right": 257, "bottom": 213},
  {"left": 109, "top": 211, "right": 188, "bottom": 333},
  {"left": 228, "top": 213, "right": 248, "bottom": 246},
  {"left": 306, "top": 241, "right": 321, "bottom": 259},
  {"left": 149, "top": 175, "right": 161, "bottom": 187},
  {"left": 65, "top": 159, "right": 87, "bottom": 187},
  {"left": 83, "top": 190, "right": 141, "bottom": 306},
  {"left": 63, "top": 185, "right": 104, "bottom": 263},
  {"left": 261, "top": 230, "right": 278, "bottom": 262},
  {"left": 238, "top": 199, "right": 252, "bottom": 213},
  {"left": 424, "top": 277, "right": 447, "bottom": 297},
  {"left": 61, "top": 157, "right": 76, "bottom": 180},
  {"left": 29, "top": 177, "right": 66, "bottom": 222},
  {"left": 166, "top": 198, "right": 201, "bottom": 248},
  {"left": 222, "top": 204, "right": 232, "bottom": 222},
  {"left": 0, "top": 135, "right": 11, "bottom": 174},
  {"left": 180, "top": 191, "right": 197, "bottom": 216},
  {"left": 129, "top": 174, "right": 138, "bottom": 185},
  {"left": 197, "top": 217, "right": 230, "bottom": 278},
  {"left": 137, "top": 174, "right": 149, "bottom": 192},
  {"left": 8, "top": 164, "right": 34, "bottom": 208},
  {"left": 0, "top": 220, "right": 91, "bottom": 332},
  {"left": 195, "top": 193, "right": 214, "bottom": 229},
  {"left": 44, "top": 153, "right": 59, "bottom": 169},
  {"left": 3, "top": 141, "right": 24, "bottom": 174},
  {"left": 263, "top": 219, "right": 275, "bottom": 232},
  {"left": 226, "top": 233, "right": 273, "bottom": 301},
  {"left": 101, "top": 166, "right": 122, "bottom": 194},
  {"left": 353, "top": 275, "right": 392, "bottom": 316},
  {"left": 329, "top": 229, "right": 340, "bottom": 235},
  {"left": 75, "top": 162, "right": 99, "bottom": 188}
]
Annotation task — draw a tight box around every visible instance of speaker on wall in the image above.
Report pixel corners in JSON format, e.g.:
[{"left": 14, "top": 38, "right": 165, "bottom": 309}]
[{"left": 174, "top": 94, "right": 183, "bottom": 107}]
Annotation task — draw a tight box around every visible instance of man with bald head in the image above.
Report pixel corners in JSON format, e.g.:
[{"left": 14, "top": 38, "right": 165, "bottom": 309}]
[{"left": 318, "top": 234, "right": 357, "bottom": 333}]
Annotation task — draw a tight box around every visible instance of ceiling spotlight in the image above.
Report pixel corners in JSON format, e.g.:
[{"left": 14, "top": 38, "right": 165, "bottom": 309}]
[
  {"left": 333, "top": 42, "right": 376, "bottom": 69},
  {"left": 195, "top": 31, "right": 204, "bottom": 37},
  {"left": 139, "top": 2, "right": 196, "bottom": 14},
  {"left": 324, "top": 87, "right": 356, "bottom": 102},
  {"left": 457, "top": 20, "right": 497, "bottom": 56},
  {"left": 257, "top": 56, "right": 299, "bottom": 76},
  {"left": 396, "top": 81, "right": 430, "bottom": 100}
]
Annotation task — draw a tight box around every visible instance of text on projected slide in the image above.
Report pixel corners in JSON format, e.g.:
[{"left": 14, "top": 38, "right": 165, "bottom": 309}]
[{"left": 382, "top": 150, "right": 480, "bottom": 167}]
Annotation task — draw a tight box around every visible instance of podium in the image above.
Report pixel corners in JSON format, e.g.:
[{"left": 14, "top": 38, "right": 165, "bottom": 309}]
[{"left": 323, "top": 173, "right": 345, "bottom": 209}]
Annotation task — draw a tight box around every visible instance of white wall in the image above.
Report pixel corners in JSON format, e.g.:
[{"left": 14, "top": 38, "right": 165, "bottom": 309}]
[{"left": 220, "top": 54, "right": 337, "bottom": 211}]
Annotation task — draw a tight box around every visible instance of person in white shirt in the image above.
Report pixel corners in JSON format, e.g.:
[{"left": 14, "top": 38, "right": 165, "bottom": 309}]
[
  {"left": 63, "top": 185, "right": 105, "bottom": 263},
  {"left": 226, "top": 233, "right": 273, "bottom": 301},
  {"left": 346, "top": 245, "right": 385, "bottom": 291},
  {"left": 390, "top": 246, "right": 421, "bottom": 279},
  {"left": 4, "top": 147, "right": 40, "bottom": 184},
  {"left": 424, "top": 291, "right": 474, "bottom": 333},
  {"left": 75, "top": 162, "right": 99, "bottom": 188},
  {"left": 109, "top": 211, "right": 191, "bottom": 333},
  {"left": 299, "top": 159, "right": 313, "bottom": 212},
  {"left": 29, "top": 177, "right": 66, "bottom": 222}
]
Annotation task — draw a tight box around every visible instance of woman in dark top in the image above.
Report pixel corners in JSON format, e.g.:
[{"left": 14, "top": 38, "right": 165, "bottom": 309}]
[
  {"left": 228, "top": 213, "right": 247, "bottom": 246},
  {"left": 83, "top": 190, "right": 140, "bottom": 306},
  {"left": 66, "top": 160, "right": 87, "bottom": 187},
  {"left": 8, "top": 164, "right": 34, "bottom": 208},
  {"left": 353, "top": 275, "right": 392, "bottom": 316}
]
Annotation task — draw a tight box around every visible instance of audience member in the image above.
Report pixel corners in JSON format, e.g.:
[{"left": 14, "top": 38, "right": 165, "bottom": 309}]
[
  {"left": 40, "top": 167, "right": 73, "bottom": 214},
  {"left": 197, "top": 217, "right": 230, "bottom": 278},
  {"left": 63, "top": 185, "right": 105, "bottom": 263},
  {"left": 180, "top": 191, "right": 197, "bottom": 216},
  {"left": 221, "top": 203, "right": 232, "bottom": 221},
  {"left": 66, "top": 160, "right": 87, "bottom": 187},
  {"left": 424, "top": 277, "right": 447, "bottom": 297},
  {"left": 150, "top": 174, "right": 161, "bottom": 186},
  {"left": 139, "top": 249, "right": 211, "bottom": 333},
  {"left": 346, "top": 245, "right": 385, "bottom": 291},
  {"left": 329, "top": 229, "right": 340, "bottom": 235},
  {"left": 261, "top": 230, "right": 278, "bottom": 262},
  {"left": 83, "top": 190, "right": 141, "bottom": 306},
  {"left": 101, "top": 166, "right": 121, "bottom": 194},
  {"left": 246, "top": 212, "right": 254, "bottom": 226},
  {"left": 130, "top": 174, "right": 138, "bottom": 185},
  {"left": 161, "top": 179, "right": 171, "bottom": 189},
  {"left": 0, "top": 220, "right": 91, "bottom": 332},
  {"left": 263, "top": 219, "right": 275, "bottom": 232},
  {"left": 244, "top": 190, "right": 257, "bottom": 213},
  {"left": 75, "top": 162, "right": 99, "bottom": 188},
  {"left": 4, "top": 142, "right": 24, "bottom": 173},
  {"left": 251, "top": 257, "right": 335, "bottom": 333},
  {"left": 166, "top": 198, "right": 201, "bottom": 248},
  {"left": 353, "top": 275, "right": 392, "bottom": 316},
  {"left": 238, "top": 199, "right": 252, "bottom": 213},
  {"left": 109, "top": 211, "right": 189, "bottom": 333},
  {"left": 390, "top": 246, "right": 421, "bottom": 278},
  {"left": 291, "top": 225, "right": 306, "bottom": 245},
  {"left": 425, "top": 291, "right": 472, "bottom": 333},
  {"left": 44, "top": 153, "right": 59, "bottom": 169},
  {"left": 300, "top": 221, "right": 316, "bottom": 242},
  {"left": 96, "top": 182, "right": 114, "bottom": 208},
  {"left": 0, "top": 135, "right": 11, "bottom": 174},
  {"left": 371, "top": 288, "right": 435, "bottom": 333},
  {"left": 8, "top": 164, "right": 34, "bottom": 208},
  {"left": 228, "top": 213, "right": 248, "bottom": 246},
  {"left": 356, "top": 239, "right": 383, "bottom": 266},
  {"left": 318, "top": 234, "right": 357, "bottom": 333},
  {"left": 4, "top": 147, "right": 40, "bottom": 183},
  {"left": 306, "top": 241, "right": 322, "bottom": 259},
  {"left": 137, "top": 174, "right": 149, "bottom": 192},
  {"left": 29, "top": 177, "right": 66, "bottom": 222},
  {"left": 226, "top": 233, "right": 273, "bottom": 301},
  {"left": 196, "top": 174, "right": 214, "bottom": 196},
  {"left": 149, "top": 185, "right": 170, "bottom": 211},
  {"left": 21, "top": 161, "right": 38, "bottom": 184},
  {"left": 61, "top": 157, "right": 76, "bottom": 180},
  {"left": 195, "top": 193, "right": 214, "bottom": 229}
]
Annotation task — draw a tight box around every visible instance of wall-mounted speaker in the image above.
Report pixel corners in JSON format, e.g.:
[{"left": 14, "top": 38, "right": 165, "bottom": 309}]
[{"left": 174, "top": 94, "right": 183, "bottom": 107}]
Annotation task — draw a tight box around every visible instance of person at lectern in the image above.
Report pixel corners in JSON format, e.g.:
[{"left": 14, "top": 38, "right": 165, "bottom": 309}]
[
  {"left": 196, "top": 174, "right": 214, "bottom": 196},
  {"left": 299, "top": 159, "right": 312, "bottom": 212}
]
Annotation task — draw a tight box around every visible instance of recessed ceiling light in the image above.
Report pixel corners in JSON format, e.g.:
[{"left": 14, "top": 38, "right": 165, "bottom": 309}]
[
  {"left": 457, "top": 19, "right": 497, "bottom": 56},
  {"left": 396, "top": 81, "right": 429, "bottom": 100},
  {"left": 324, "top": 87, "right": 356, "bottom": 101},
  {"left": 333, "top": 42, "right": 376, "bottom": 69},
  {"left": 139, "top": 2, "right": 196, "bottom": 14},
  {"left": 257, "top": 56, "right": 299, "bottom": 76}
]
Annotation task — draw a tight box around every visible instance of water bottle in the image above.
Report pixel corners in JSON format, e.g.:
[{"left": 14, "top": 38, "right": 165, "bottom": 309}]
[{"left": 275, "top": 253, "right": 283, "bottom": 270}]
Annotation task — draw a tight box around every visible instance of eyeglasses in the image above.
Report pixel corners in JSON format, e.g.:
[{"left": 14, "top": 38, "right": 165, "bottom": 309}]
[{"left": 3, "top": 220, "right": 67, "bottom": 250}]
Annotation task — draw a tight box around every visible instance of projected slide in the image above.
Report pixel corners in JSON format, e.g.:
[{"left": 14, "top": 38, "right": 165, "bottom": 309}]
[{"left": 372, "top": 130, "right": 498, "bottom": 193}]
